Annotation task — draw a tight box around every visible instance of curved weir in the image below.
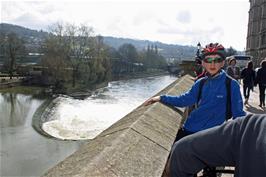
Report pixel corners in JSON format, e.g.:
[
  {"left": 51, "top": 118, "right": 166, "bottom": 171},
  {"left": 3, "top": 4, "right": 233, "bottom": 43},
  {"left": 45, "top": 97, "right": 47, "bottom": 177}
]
[
  {"left": 42, "top": 75, "right": 194, "bottom": 177},
  {"left": 34, "top": 75, "right": 178, "bottom": 140}
]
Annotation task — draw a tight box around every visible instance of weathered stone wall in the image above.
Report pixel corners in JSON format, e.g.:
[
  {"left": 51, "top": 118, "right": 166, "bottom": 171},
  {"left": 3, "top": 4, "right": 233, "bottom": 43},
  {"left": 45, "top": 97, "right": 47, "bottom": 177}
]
[
  {"left": 246, "top": 0, "right": 266, "bottom": 66},
  {"left": 43, "top": 75, "right": 194, "bottom": 177}
]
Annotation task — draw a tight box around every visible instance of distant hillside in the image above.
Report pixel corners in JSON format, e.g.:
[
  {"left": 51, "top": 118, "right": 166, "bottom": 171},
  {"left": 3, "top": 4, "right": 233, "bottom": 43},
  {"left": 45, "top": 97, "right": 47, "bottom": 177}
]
[
  {"left": 0, "top": 23, "right": 49, "bottom": 54},
  {"left": 0, "top": 23, "right": 48, "bottom": 40},
  {"left": 0, "top": 23, "right": 196, "bottom": 60},
  {"left": 103, "top": 36, "right": 196, "bottom": 59}
]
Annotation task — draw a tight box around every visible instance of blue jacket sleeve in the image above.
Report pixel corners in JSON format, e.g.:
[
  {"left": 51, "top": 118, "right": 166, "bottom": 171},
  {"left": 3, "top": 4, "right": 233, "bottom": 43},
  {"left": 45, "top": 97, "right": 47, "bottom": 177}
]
[
  {"left": 160, "top": 80, "right": 200, "bottom": 107},
  {"left": 231, "top": 80, "right": 246, "bottom": 119}
]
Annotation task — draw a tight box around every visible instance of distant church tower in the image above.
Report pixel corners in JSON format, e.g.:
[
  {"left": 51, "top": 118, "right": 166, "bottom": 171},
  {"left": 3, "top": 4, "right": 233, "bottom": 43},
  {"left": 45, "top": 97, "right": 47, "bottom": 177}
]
[{"left": 246, "top": 0, "right": 266, "bottom": 66}]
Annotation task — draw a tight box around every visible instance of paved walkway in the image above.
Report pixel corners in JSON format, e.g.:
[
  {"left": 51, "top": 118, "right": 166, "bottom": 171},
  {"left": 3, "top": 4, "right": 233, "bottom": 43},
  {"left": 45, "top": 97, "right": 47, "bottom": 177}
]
[{"left": 241, "top": 85, "right": 266, "bottom": 114}]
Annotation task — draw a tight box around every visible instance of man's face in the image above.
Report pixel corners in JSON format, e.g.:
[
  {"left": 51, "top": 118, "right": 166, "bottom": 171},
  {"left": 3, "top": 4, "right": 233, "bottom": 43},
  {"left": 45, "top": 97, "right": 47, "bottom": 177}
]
[{"left": 202, "top": 54, "right": 225, "bottom": 76}]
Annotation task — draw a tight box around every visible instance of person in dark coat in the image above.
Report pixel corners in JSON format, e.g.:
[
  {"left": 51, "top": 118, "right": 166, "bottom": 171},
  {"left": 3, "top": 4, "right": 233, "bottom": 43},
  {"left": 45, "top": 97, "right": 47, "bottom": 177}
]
[
  {"left": 255, "top": 59, "right": 266, "bottom": 108},
  {"left": 169, "top": 114, "right": 266, "bottom": 177},
  {"left": 240, "top": 61, "right": 256, "bottom": 105}
]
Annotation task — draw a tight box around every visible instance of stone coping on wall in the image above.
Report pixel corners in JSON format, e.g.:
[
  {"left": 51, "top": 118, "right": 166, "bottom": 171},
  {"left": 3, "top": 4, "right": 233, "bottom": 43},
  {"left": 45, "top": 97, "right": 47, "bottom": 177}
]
[{"left": 42, "top": 74, "right": 194, "bottom": 177}]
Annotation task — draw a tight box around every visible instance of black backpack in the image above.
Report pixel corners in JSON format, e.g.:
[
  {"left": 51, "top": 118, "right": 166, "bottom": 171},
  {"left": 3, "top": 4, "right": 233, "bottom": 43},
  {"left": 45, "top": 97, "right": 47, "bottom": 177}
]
[{"left": 197, "top": 76, "right": 232, "bottom": 121}]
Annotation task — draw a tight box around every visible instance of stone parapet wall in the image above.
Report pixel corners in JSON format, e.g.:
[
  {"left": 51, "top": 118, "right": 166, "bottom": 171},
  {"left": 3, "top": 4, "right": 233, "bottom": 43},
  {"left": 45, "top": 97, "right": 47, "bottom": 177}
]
[{"left": 43, "top": 75, "right": 194, "bottom": 177}]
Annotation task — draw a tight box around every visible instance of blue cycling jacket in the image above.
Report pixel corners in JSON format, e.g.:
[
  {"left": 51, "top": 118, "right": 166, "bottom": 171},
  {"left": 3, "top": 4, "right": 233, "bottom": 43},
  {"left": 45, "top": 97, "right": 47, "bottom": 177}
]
[{"left": 160, "top": 70, "right": 246, "bottom": 133}]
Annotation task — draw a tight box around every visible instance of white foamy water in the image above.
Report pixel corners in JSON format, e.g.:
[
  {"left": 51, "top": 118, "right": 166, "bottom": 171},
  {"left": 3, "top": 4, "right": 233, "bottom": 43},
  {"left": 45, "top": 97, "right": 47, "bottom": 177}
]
[{"left": 42, "top": 75, "right": 177, "bottom": 140}]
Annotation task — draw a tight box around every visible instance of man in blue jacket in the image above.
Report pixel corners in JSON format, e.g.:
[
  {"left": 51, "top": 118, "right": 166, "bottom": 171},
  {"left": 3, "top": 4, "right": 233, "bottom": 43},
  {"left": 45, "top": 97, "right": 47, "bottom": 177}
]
[{"left": 144, "top": 43, "right": 246, "bottom": 141}]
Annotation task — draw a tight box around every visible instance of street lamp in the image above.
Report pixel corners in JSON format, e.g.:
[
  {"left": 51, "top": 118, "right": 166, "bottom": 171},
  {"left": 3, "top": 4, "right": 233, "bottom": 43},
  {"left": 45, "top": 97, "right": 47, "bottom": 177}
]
[
  {"left": 195, "top": 42, "right": 202, "bottom": 65},
  {"left": 196, "top": 42, "right": 201, "bottom": 57}
]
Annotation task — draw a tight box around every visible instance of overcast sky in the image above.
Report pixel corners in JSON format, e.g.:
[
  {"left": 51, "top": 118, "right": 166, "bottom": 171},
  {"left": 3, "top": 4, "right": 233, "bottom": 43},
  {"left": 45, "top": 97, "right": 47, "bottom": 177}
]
[{"left": 1, "top": 0, "right": 250, "bottom": 50}]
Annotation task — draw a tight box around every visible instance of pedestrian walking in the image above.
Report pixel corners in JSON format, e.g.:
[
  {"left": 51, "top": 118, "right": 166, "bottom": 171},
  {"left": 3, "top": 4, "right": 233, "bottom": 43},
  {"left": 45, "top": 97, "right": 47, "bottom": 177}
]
[
  {"left": 226, "top": 57, "right": 241, "bottom": 81},
  {"left": 255, "top": 59, "right": 266, "bottom": 108},
  {"left": 241, "top": 61, "right": 256, "bottom": 105}
]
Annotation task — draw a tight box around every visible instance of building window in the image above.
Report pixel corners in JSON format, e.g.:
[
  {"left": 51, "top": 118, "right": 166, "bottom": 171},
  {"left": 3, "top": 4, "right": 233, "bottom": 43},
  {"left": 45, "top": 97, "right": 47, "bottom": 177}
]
[
  {"left": 263, "top": 4, "right": 266, "bottom": 18},
  {"left": 262, "top": 32, "right": 266, "bottom": 45},
  {"left": 262, "top": 19, "right": 266, "bottom": 30}
]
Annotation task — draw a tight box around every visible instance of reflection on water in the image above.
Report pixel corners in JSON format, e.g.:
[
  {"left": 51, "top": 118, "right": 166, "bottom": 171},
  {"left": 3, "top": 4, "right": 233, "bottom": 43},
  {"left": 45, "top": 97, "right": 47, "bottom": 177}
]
[
  {"left": 42, "top": 75, "right": 177, "bottom": 140},
  {"left": 0, "top": 93, "right": 85, "bottom": 177},
  {"left": 0, "top": 93, "right": 41, "bottom": 127}
]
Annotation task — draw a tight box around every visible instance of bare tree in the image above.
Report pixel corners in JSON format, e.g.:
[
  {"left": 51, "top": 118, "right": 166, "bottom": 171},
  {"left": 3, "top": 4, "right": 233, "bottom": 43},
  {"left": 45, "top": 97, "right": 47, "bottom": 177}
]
[
  {"left": 41, "top": 23, "right": 70, "bottom": 88},
  {"left": 65, "top": 23, "right": 94, "bottom": 87},
  {"left": 1, "top": 32, "right": 26, "bottom": 79},
  {"left": 42, "top": 22, "right": 111, "bottom": 91}
]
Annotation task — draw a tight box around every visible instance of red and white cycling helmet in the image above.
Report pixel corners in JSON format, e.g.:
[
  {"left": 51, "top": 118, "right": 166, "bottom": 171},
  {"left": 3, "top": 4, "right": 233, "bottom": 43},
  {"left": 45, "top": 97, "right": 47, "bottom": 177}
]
[{"left": 201, "top": 43, "right": 226, "bottom": 60}]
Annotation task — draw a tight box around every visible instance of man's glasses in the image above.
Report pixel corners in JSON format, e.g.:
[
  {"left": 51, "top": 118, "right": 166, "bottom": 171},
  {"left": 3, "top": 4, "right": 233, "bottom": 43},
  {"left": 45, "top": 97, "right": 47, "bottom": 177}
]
[{"left": 203, "top": 57, "right": 223, "bottom": 63}]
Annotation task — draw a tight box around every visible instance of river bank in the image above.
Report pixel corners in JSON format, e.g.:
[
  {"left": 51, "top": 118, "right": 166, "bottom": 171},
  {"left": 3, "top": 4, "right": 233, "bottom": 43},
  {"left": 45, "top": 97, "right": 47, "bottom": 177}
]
[
  {"left": 65, "top": 70, "right": 171, "bottom": 99},
  {"left": 0, "top": 70, "right": 172, "bottom": 99}
]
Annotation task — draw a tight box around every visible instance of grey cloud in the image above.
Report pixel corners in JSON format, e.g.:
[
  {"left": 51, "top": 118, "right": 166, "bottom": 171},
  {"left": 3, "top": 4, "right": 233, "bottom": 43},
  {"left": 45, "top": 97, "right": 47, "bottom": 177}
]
[
  {"left": 1, "top": 1, "right": 56, "bottom": 30},
  {"left": 176, "top": 10, "right": 191, "bottom": 24},
  {"left": 133, "top": 12, "right": 154, "bottom": 26},
  {"left": 158, "top": 26, "right": 224, "bottom": 36},
  {"left": 157, "top": 27, "right": 185, "bottom": 34},
  {"left": 157, "top": 26, "right": 224, "bottom": 45},
  {"left": 105, "top": 17, "right": 125, "bottom": 35},
  {"left": 23, "top": 2, "right": 60, "bottom": 15},
  {"left": 24, "top": 1, "right": 45, "bottom": 5},
  {"left": 12, "top": 13, "right": 50, "bottom": 30},
  {"left": 38, "top": 4, "right": 58, "bottom": 14},
  {"left": 156, "top": 19, "right": 169, "bottom": 26}
]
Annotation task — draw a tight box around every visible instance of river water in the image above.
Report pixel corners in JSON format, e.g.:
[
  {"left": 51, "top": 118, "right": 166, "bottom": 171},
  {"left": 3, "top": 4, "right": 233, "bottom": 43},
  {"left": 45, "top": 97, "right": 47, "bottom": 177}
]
[{"left": 0, "top": 75, "right": 177, "bottom": 177}]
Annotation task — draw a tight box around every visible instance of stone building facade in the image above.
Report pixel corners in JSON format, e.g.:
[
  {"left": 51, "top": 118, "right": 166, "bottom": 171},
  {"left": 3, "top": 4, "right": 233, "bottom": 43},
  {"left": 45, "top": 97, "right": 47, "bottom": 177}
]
[{"left": 246, "top": 0, "right": 266, "bottom": 66}]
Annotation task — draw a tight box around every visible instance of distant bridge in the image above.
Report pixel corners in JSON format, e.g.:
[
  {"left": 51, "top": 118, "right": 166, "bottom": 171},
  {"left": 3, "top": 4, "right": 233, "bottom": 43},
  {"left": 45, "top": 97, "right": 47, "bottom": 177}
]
[{"left": 167, "top": 65, "right": 181, "bottom": 74}]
